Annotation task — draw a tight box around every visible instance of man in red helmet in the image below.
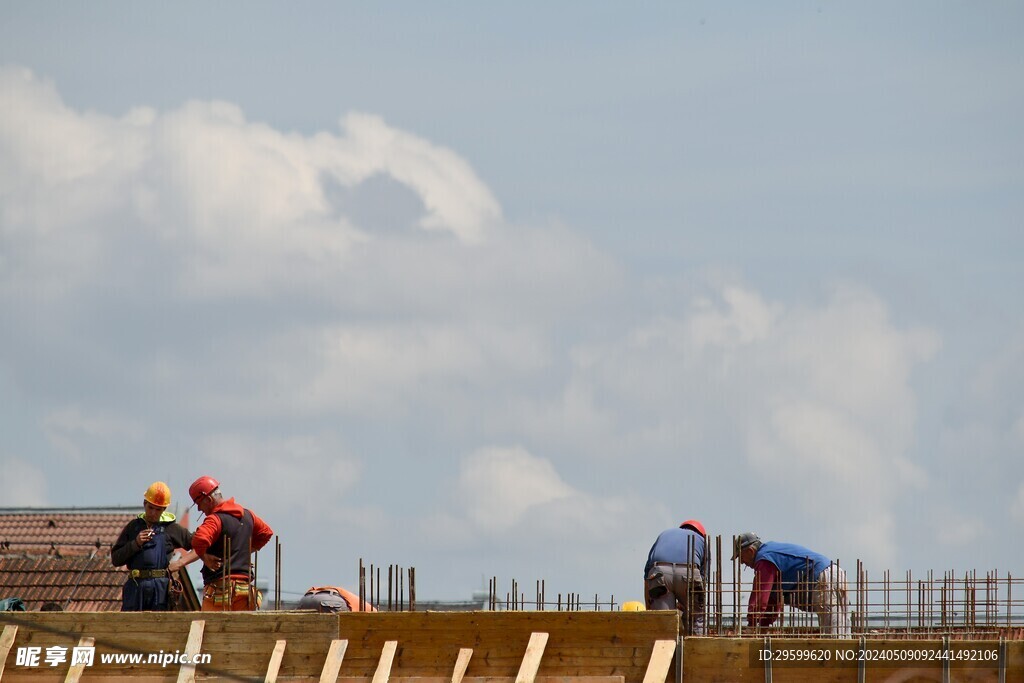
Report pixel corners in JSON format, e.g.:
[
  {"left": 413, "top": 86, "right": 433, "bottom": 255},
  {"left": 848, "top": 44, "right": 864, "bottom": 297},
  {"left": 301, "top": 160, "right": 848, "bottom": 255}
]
[
  {"left": 644, "top": 519, "right": 709, "bottom": 635},
  {"left": 188, "top": 476, "right": 274, "bottom": 611},
  {"left": 111, "top": 482, "right": 198, "bottom": 611}
]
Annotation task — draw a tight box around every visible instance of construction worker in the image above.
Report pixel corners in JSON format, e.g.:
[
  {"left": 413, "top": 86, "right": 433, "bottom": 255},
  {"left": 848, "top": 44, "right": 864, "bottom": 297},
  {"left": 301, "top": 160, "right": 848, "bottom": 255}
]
[
  {"left": 188, "top": 475, "right": 274, "bottom": 611},
  {"left": 298, "top": 586, "right": 377, "bottom": 613},
  {"left": 644, "top": 519, "right": 708, "bottom": 635},
  {"left": 111, "top": 482, "right": 197, "bottom": 611},
  {"left": 733, "top": 532, "right": 850, "bottom": 637}
]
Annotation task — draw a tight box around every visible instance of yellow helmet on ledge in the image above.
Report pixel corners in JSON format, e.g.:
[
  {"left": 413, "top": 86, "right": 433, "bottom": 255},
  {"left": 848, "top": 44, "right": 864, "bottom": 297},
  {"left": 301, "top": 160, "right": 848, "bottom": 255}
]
[{"left": 621, "top": 601, "right": 645, "bottom": 612}]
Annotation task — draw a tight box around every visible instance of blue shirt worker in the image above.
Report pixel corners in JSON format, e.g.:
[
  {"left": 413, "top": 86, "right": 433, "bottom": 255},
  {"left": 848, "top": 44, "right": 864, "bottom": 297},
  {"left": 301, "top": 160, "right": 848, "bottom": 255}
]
[
  {"left": 733, "top": 532, "right": 851, "bottom": 637},
  {"left": 111, "top": 482, "right": 197, "bottom": 611},
  {"left": 645, "top": 519, "right": 708, "bottom": 635}
]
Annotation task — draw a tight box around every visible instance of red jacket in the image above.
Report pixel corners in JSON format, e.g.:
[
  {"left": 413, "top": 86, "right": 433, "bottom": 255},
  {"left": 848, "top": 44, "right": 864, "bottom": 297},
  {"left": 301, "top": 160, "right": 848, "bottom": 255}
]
[
  {"left": 747, "top": 559, "right": 783, "bottom": 627},
  {"left": 192, "top": 497, "right": 273, "bottom": 558}
]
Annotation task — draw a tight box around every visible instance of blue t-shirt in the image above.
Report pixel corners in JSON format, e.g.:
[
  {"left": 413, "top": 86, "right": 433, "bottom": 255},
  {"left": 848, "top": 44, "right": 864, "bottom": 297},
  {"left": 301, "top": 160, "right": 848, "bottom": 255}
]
[{"left": 645, "top": 527, "right": 706, "bottom": 579}]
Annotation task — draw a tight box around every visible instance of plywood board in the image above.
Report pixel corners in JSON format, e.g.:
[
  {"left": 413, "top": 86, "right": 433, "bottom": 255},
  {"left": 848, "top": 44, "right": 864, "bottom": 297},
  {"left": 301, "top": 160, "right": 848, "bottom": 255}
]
[
  {"left": 264, "top": 639, "right": 287, "bottom": 683},
  {"left": 514, "top": 633, "right": 548, "bottom": 683},
  {"left": 0, "top": 625, "right": 19, "bottom": 681},
  {"left": 640, "top": 640, "right": 675, "bottom": 683},
  {"left": 320, "top": 639, "right": 349, "bottom": 683},
  {"left": 450, "top": 648, "right": 472, "bottom": 683},
  {"left": 372, "top": 642, "right": 398, "bottom": 683}
]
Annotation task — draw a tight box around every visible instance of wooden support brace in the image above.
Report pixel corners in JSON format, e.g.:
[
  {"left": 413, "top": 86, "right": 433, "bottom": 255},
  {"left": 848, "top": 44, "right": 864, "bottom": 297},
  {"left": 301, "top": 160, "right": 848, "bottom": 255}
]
[
  {"left": 320, "top": 639, "right": 349, "bottom": 683},
  {"left": 176, "top": 619, "right": 206, "bottom": 683},
  {"left": 451, "top": 648, "right": 473, "bottom": 683},
  {"left": 372, "top": 641, "right": 399, "bottom": 683},
  {"left": 515, "top": 632, "right": 549, "bottom": 683},
  {"left": 64, "top": 637, "right": 95, "bottom": 683},
  {"left": 0, "top": 625, "right": 19, "bottom": 682},
  {"left": 264, "top": 639, "right": 287, "bottom": 683},
  {"left": 641, "top": 640, "right": 676, "bottom": 683}
]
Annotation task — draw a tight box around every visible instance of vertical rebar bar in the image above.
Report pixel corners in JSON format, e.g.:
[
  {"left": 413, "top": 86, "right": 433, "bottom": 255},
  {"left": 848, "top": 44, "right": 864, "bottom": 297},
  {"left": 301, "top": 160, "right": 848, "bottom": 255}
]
[{"left": 274, "top": 536, "right": 281, "bottom": 611}]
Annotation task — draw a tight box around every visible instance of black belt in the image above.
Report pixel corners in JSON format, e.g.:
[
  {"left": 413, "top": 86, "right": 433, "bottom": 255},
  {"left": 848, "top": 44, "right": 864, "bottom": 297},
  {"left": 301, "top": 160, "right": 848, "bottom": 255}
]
[{"left": 129, "top": 569, "right": 169, "bottom": 579}]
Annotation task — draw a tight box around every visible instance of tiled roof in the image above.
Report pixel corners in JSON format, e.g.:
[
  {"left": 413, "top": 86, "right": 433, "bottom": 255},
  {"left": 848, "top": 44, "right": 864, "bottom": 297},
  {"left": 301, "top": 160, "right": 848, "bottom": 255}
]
[
  {"left": 0, "top": 509, "right": 138, "bottom": 556},
  {"left": 0, "top": 554, "right": 126, "bottom": 611},
  {"left": 0, "top": 508, "right": 200, "bottom": 612}
]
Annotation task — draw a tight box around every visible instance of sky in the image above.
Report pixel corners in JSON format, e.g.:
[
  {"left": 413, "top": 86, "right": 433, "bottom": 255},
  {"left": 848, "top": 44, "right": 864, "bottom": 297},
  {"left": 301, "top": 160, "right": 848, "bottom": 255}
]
[{"left": 1, "top": 3, "right": 1022, "bottom": 604}]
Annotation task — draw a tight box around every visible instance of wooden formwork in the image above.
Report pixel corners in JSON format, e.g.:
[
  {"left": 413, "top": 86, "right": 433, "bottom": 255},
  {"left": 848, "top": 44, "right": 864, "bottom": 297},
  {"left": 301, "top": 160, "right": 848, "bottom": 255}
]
[
  {"left": 0, "top": 611, "right": 678, "bottom": 683},
  {"left": 683, "top": 637, "right": 1024, "bottom": 683},
  {"left": 2, "top": 611, "right": 1022, "bottom": 683}
]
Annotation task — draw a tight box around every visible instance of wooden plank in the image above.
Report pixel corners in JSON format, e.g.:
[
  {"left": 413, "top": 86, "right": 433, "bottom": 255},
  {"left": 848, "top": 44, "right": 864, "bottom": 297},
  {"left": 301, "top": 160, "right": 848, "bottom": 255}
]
[
  {"left": 680, "top": 638, "right": 757, "bottom": 683},
  {"left": 176, "top": 619, "right": 205, "bottom": 683},
  {"left": 451, "top": 648, "right": 473, "bottom": 683},
  {"left": 336, "top": 677, "right": 625, "bottom": 683},
  {"left": 320, "top": 639, "right": 349, "bottom": 683},
  {"left": 64, "top": 636, "right": 95, "bottom": 683},
  {"left": 264, "top": 639, "right": 287, "bottom": 683},
  {"left": 640, "top": 640, "right": 675, "bottom": 683},
  {"left": 372, "top": 641, "right": 398, "bottom": 683},
  {"left": 0, "top": 625, "right": 19, "bottom": 681},
  {"left": 515, "top": 633, "right": 548, "bottom": 683}
]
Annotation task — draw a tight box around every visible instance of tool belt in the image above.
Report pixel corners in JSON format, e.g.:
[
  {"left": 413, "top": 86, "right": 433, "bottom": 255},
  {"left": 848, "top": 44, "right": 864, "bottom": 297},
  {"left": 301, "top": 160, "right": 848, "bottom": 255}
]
[
  {"left": 129, "top": 568, "right": 169, "bottom": 579},
  {"left": 204, "top": 577, "right": 262, "bottom": 609}
]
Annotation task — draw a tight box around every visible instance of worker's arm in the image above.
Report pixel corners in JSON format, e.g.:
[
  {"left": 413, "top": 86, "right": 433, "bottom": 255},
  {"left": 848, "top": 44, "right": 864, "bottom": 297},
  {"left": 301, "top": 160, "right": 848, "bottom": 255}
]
[
  {"left": 190, "top": 514, "right": 223, "bottom": 557},
  {"left": 110, "top": 520, "right": 143, "bottom": 567},
  {"left": 747, "top": 560, "right": 781, "bottom": 628},
  {"left": 249, "top": 510, "right": 274, "bottom": 551},
  {"left": 168, "top": 550, "right": 200, "bottom": 573}
]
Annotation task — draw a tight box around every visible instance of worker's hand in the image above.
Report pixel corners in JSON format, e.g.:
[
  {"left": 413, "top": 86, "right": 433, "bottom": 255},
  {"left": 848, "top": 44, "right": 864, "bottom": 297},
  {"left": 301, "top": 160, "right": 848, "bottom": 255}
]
[
  {"left": 168, "top": 557, "right": 184, "bottom": 573},
  {"left": 201, "top": 553, "right": 223, "bottom": 572},
  {"left": 135, "top": 528, "right": 155, "bottom": 546}
]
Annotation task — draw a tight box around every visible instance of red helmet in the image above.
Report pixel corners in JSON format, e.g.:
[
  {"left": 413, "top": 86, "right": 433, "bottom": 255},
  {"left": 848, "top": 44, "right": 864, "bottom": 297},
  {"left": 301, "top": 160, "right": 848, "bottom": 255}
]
[
  {"left": 680, "top": 519, "right": 706, "bottom": 537},
  {"left": 189, "top": 476, "right": 220, "bottom": 504}
]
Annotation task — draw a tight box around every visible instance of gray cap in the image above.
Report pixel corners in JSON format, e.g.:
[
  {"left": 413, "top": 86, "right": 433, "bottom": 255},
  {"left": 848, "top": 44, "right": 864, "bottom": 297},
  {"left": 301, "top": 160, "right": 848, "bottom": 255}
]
[{"left": 731, "top": 532, "right": 761, "bottom": 560}]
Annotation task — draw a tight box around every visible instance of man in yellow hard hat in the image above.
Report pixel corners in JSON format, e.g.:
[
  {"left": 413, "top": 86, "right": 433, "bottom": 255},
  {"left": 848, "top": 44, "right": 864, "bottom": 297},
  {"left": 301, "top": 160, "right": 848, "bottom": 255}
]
[{"left": 111, "top": 482, "right": 198, "bottom": 611}]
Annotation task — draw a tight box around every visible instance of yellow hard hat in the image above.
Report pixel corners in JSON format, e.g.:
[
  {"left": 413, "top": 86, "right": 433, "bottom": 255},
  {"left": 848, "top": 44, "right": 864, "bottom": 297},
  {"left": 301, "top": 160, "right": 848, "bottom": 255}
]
[
  {"left": 144, "top": 481, "right": 171, "bottom": 508},
  {"left": 622, "top": 601, "right": 645, "bottom": 612}
]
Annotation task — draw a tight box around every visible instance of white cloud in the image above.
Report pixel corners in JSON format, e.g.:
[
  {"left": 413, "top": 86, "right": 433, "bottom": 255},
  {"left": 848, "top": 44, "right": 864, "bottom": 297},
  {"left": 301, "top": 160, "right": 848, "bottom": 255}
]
[
  {"left": 42, "top": 406, "right": 144, "bottom": 460},
  {"left": 688, "top": 285, "right": 779, "bottom": 349},
  {"left": 196, "top": 433, "right": 361, "bottom": 519},
  {"left": 497, "top": 281, "right": 939, "bottom": 568},
  {"left": 0, "top": 457, "right": 48, "bottom": 506},
  {"left": 0, "top": 66, "right": 502, "bottom": 301},
  {"left": 456, "top": 446, "right": 575, "bottom": 532},
  {"left": 4, "top": 61, "right": 1013, "bottom": 599}
]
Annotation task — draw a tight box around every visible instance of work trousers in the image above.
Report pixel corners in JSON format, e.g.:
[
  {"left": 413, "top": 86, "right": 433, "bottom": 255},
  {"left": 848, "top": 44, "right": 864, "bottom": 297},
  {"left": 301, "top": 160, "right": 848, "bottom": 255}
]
[
  {"left": 645, "top": 563, "right": 705, "bottom": 635},
  {"left": 812, "top": 563, "right": 850, "bottom": 637}
]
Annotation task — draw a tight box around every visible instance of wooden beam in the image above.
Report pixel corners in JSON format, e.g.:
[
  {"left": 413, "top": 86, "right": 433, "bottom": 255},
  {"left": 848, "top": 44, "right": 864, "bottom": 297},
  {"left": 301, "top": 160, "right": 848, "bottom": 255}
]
[
  {"left": 641, "top": 640, "right": 676, "bottom": 683},
  {"left": 64, "top": 636, "right": 95, "bottom": 683},
  {"left": 372, "top": 641, "right": 399, "bottom": 683},
  {"left": 515, "top": 632, "right": 549, "bottom": 683},
  {"left": 451, "top": 648, "right": 473, "bottom": 683},
  {"left": 320, "top": 639, "right": 350, "bottom": 683},
  {"left": 176, "top": 619, "right": 206, "bottom": 683},
  {"left": 0, "top": 625, "right": 19, "bottom": 682},
  {"left": 264, "top": 639, "right": 287, "bottom": 683}
]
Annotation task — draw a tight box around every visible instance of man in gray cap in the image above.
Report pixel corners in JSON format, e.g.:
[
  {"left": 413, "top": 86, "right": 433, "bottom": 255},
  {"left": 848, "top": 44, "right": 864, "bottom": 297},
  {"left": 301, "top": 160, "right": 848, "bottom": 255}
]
[{"left": 733, "top": 533, "right": 850, "bottom": 637}]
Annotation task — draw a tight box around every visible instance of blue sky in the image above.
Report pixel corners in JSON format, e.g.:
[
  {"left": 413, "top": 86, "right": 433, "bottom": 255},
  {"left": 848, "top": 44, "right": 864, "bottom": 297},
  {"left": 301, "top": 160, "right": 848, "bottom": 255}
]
[{"left": 1, "top": 3, "right": 1022, "bottom": 603}]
